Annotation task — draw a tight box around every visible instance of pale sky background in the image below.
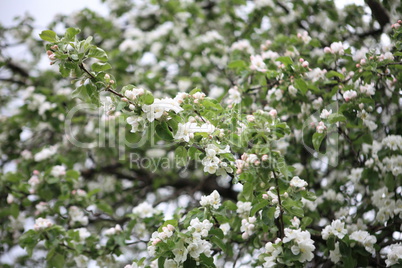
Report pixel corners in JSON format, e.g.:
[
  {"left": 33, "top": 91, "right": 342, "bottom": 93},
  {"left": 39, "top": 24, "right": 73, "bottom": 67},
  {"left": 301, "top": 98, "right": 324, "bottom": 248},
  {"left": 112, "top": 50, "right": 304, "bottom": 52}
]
[
  {"left": 0, "top": 0, "right": 363, "bottom": 28},
  {"left": 0, "top": 0, "right": 109, "bottom": 27}
]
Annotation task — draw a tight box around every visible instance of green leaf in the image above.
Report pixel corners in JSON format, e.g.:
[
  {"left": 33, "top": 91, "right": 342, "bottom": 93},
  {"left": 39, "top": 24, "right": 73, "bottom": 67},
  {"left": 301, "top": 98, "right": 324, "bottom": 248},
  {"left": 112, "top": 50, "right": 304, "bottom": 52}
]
[
  {"left": 275, "top": 56, "right": 293, "bottom": 65},
  {"left": 327, "top": 235, "right": 336, "bottom": 250},
  {"left": 64, "top": 27, "right": 81, "bottom": 41},
  {"left": 142, "top": 92, "right": 154, "bottom": 105},
  {"left": 385, "top": 173, "right": 395, "bottom": 192},
  {"left": 122, "top": 84, "right": 135, "bottom": 92},
  {"left": 88, "top": 46, "right": 108, "bottom": 61},
  {"left": 97, "top": 202, "right": 113, "bottom": 215},
  {"left": 242, "top": 182, "right": 253, "bottom": 202},
  {"left": 155, "top": 122, "right": 174, "bottom": 141},
  {"left": 282, "top": 199, "right": 304, "bottom": 218},
  {"left": 66, "top": 170, "right": 80, "bottom": 180},
  {"left": 294, "top": 78, "right": 308, "bottom": 95},
  {"left": 223, "top": 200, "right": 237, "bottom": 211},
  {"left": 39, "top": 30, "right": 58, "bottom": 42},
  {"left": 326, "top": 70, "right": 345, "bottom": 80},
  {"left": 91, "top": 62, "right": 112, "bottom": 72},
  {"left": 116, "top": 101, "right": 127, "bottom": 111},
  {"left": 327, "top": 113, "right": 346, "bottom": 124},
  {"left": 158, "top": 257, "right": 165, "bottom": 268},
  {"left": 199, "top": 253, "right": 216, "bottom": 267},
  {"left": 47, "top": 252, "right": 65, "bottom": 268},
  {"left": 228, "top": 60, "right": 247, "bottom": 69},
  {"left": 175, "top": 146, "right": 188, "bottom": 167},
  {"left": 339, "top": 240, "right": 351, "bottom": 255},
  {"left": 301, "top": 191, "right": 317, "bottom": 201},
  {"left": 277, "top": 157, "right": 288, "bottom": 180},
  {"left": 209, "top": 228, "right": 224, "bottom": 240},
  {"left": 19, "top": 230, "right": 39, "bottom": 257},
  {"left": 312, "top": 132, "right": 326, "bottom": 151},
  {"left": 250, "top": 199, "right": 268, "bottom": 216},
  {"left": 189, "top": 88, "right": 201, "bottom": 95}
]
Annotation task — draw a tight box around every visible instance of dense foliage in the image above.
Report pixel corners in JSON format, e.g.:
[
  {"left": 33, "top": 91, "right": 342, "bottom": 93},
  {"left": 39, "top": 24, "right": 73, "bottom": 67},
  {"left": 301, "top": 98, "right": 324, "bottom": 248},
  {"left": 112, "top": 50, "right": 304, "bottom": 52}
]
[{"left": 1, "top": 0, "right": 402, "bottom": 267}]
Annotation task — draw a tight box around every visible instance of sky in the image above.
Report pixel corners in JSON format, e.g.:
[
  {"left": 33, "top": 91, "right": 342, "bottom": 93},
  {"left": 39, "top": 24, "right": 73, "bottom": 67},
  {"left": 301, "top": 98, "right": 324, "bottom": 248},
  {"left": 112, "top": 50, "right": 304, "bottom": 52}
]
[
  {"left": 0, "top": 0, "right": 109, "bottom": 28},
  {"left": 0, "top": 0, "right": 364, "bottom": 28}
]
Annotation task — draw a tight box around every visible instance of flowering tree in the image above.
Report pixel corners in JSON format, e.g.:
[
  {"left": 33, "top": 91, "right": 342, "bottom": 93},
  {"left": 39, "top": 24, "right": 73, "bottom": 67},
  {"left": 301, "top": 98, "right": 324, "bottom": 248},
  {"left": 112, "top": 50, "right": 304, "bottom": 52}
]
[{"left": 1, "top": 0, "right": 402, "bottom": 267}]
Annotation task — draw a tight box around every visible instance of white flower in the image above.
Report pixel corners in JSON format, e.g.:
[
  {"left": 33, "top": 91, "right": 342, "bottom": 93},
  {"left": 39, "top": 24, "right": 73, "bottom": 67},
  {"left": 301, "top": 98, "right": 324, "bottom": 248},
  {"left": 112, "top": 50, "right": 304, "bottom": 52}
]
[
  {"left": 51, "top": 165, "right": 66, "bottom": 177},
  {"left": 74, "top": 255, "right": 89, "bottom": 268},
  {"left": 231, "top": 39, "right": 254, "bottom": 54},
  {"left": 69, "top": 206, "right": 88, "bottom": 226},
  {"left": 290, "top": 176, "right": 308, "bottom": 188},
  {"left": 236, "top": 201, "right": 252, "bottom": 218},
  {"left": 241, "top": 216, "right": 256, "bottom": 239},
  {"left": 316, "top": 121, "right": 326, "bottom": 133},
  {"left": 283, "top": 228, "right": 315, "bottom": 262},
  {"left": 188, "top": 218, "right": 213, "bottom": 238},
  {"left": 343, "top": 90, "right": 357, "bottom": 102},
  {"left": 105, "top": 224, "right": 122, "bottom": 236},
  {"left": 330, "top": 41, "right": 345, "bottom": 55},
  {"left": 359, "top": 83, "right": 375, "bottom": 95},
  {"left": 200, "top": 190, "right": 221, "bottom": 209},
  {"left": 329, "top": 242, "right": 342, "bottom": 264},
  {"left": 321, "top": 219, "right": 348, "bottom": 240},
  {"left": 132, "top": 202, "right": 158, "bottom": 218},
  {"left": 220, "top": 223, "right": 230, "bottom": 235},
  {"left": 34, "top": 146, "right": 57, "bottom": 161},
  {"left": 172, "top": 241, "right": 188, "bottom": 263},
  {"left": 250, "top": 55, "right": 267, "bottom": 72},
  {"left": 227, "top": 86, "right": 242, "bottom": 105},
  {"left": 142, "top": 98, "right": 183, "bottom": 122},
  {"left": 127, "top": 116, "right": 144, "bottom": 133},
  {"left": 320, "top": 109, "right": 332, "bottom": 119},
  {"left": 290, "top": 217, "right": 300, "bottom": 228},
  {"left": 288, "top": 85, "right": 298, "bottom": 96},
  {"left": 35, "top": 202, "right": 48, "bottom": 214},
  {"left": 382, "top": 135, "right": 402, "bottom": 151},
  {"left": 76, "top": 228, "right": 91, "bottom": 241},
  {"left": 34, "top": 217, "right": 53, "bottom": 230},
  {"left": 350, "top": 230, "right": 377, "bottom": 254},
  {"left": 124, "top": 87, "right": 145, "bottom": 100},
  {"left": 7, "top": 194, "right": 14, "bottom": 204},
  {"left": 385, "top": 243, "right": 402, "bottom": 267}
]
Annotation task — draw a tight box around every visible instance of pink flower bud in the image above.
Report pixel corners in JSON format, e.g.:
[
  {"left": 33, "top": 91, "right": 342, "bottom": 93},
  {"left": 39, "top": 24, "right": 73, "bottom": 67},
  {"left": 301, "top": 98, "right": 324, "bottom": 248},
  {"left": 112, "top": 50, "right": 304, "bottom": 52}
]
[
  {"left": 324, "top": 47, "right": 332, "bottom": 53},
  {"left": 299, "top": 58, "right": 304, "bottom": 63},
  {"left": 109, "top": 80, "right": 115, "bottom": 84},
  {"left": 262, "top": 194, "right": 269, "bottom": 200},
  {"left": 152, "top": 238, "right": 161, "bottom": 245},
  {"left": 356, "top": 64, "right": 360, "bottom": 68},
  {"left": 262, "top": 154, "right": 269, "bottom": 161},
  {"left": 33, "top": 170, "right": 40, "bottom": 175},
  {"left": 242, "top": 232, "right": 249, "bottom": 240},
  {"left": 50, "top": 45, "right": 59, "bottom": 50},
  {"left": 121, "top": 97, "right": 129, "bottom": 102},
  {"left": 104, "top": 74, "right": 110, "bottom": 80},
  {"left": 46, "top": 50, "right": 53, "bottom": 56},
  {"left": 246, "top": 115, "right": 255, "bottom": 122},
  {"left": 302, "top": 61, "right": 309, "bottom": 68}
]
